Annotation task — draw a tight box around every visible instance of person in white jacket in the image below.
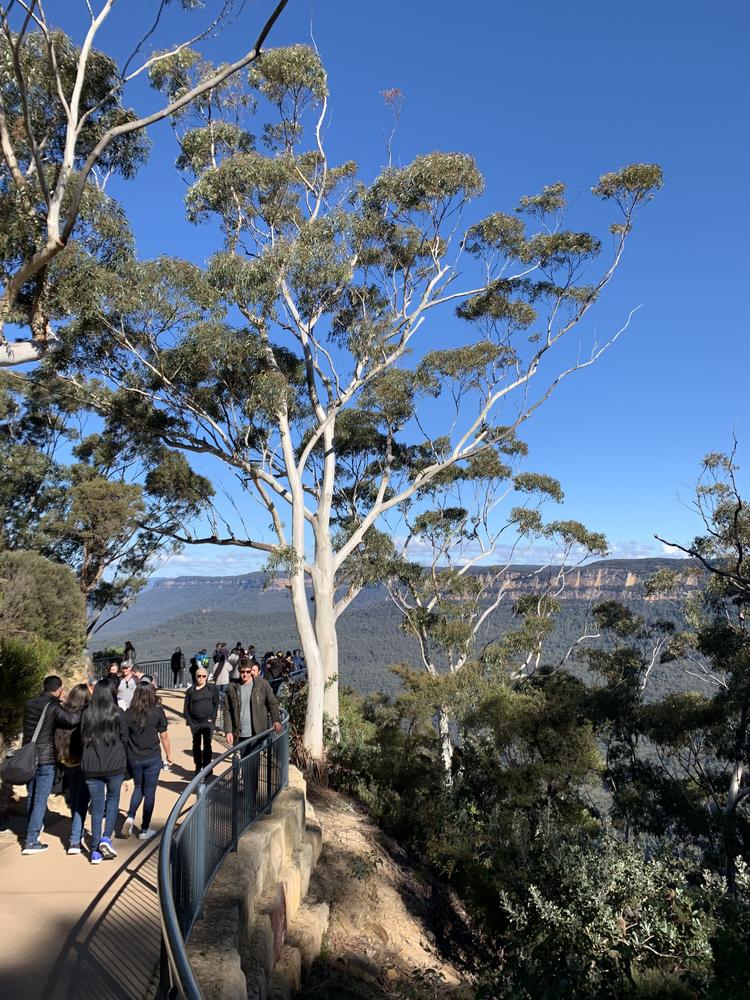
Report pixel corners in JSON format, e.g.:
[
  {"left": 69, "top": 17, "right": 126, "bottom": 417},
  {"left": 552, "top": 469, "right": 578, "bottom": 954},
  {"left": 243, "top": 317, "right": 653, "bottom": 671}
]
[{"left": 212, "top": 649, "right": 231, "bottom": 718}]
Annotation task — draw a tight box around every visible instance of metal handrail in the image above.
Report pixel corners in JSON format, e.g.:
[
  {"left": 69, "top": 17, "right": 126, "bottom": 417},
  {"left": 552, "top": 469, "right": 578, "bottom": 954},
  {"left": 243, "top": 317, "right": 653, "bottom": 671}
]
[{"left": 157, "top": 712, "right": 290, "bottom": 999}]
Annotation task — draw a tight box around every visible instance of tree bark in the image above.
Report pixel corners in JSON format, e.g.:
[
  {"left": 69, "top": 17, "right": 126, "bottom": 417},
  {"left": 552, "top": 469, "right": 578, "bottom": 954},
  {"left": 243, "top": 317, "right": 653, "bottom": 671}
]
[
  {"left": 437, "top": 704, "right": 454, "bottom": 782},
  {"left": 311, "top": 522, "right": 340, "bottom": 741},
  {"left": 290, "top": 567, "right": 324, "bottom": 758}
]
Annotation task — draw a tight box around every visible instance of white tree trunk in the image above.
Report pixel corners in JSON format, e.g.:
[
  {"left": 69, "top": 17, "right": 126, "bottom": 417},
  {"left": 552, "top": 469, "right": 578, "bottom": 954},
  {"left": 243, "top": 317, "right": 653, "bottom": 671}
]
[
  {"left": 0, "top": 334, "right": 61, "bottom": 367},
  {"left": 288, "top": 567, "right": 324, "bottom": 758},
  {"left": 438, "top": 704, "right": 454, "bottom": 781},
  {"left": 311, "top": 523, "right": 340, "bottom": 739}
]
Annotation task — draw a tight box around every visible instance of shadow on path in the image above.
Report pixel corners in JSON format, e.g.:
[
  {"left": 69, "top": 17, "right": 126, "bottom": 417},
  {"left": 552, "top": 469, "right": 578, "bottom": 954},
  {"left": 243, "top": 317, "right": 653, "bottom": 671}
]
[{"left": 42, "top": 840, "right": 161, "bottom": 1000}]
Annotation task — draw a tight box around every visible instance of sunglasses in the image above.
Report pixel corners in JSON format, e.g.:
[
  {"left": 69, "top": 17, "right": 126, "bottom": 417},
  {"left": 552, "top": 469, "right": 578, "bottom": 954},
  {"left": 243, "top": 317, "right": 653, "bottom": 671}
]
[
  {"left": 196, "top": 673, "right": 208, "bottom": 678},
  {"left": 240, "top": 669, "right": 253, "bottom": 674}
]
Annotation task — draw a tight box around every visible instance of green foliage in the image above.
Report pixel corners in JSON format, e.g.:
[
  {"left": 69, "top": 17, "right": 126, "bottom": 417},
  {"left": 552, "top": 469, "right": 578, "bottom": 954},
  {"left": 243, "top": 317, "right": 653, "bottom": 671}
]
[
  {"left": 481, "top": 840, "right": 734, "bottom": 1000},
  {"left": 0, "top": 371, "right": 213, "bottom": 632},
  {"left": 0, "top": 635, "right": 58, "bottom": 743},
  {"left": 0, "top": 549, "right": 85, "bottom": 658}
]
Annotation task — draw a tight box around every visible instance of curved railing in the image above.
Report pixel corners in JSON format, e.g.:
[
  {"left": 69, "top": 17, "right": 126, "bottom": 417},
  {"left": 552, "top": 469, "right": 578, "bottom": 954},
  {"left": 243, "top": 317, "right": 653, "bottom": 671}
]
[{"left": 157, "top": 713, "right": 290, "bottom": 999}]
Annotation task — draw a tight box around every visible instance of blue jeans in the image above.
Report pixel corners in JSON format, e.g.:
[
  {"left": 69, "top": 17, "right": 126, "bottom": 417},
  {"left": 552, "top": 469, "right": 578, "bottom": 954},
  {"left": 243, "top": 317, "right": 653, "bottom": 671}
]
[
  {"left": 127, "top": 755, "right": 161, "bottom": 830},
  {"left": 26, "top": 763, "right": 56, "bottom": 846},
  {"left": 86, "top": 774, "right": 124, "bottom": 849},
  {"left": 66, "top": 766, "right": 90, "bottom": 846}
]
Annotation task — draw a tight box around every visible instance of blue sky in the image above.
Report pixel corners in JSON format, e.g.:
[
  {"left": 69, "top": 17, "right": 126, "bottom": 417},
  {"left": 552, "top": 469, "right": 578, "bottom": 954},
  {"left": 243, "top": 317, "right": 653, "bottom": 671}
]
[{"left": 55, "top": 1, "right": 750, "bottom": 576}]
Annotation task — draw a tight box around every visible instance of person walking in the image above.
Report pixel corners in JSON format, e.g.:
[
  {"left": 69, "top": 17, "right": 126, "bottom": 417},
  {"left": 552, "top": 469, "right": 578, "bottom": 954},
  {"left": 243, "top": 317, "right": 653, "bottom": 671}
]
[
  {"left": 224, "top": 660, "right": 281, "bottom": 748},
  {"left": 21, "top": 676, "right": 82, "bottom": 856},
  {"left": 188, "top": 656, "right": 199, "bottom": 686},
  {"left": 170, "top": 647, "right": 186, "bottom": 688},
  {"left": 81, "top": 679, "right": 128, "bottom": 865},
  {"left": 227, "top": 643, "right": 242, "bottom": 681},
  {"left": 212, "top": 648, "right": 231, "bottom": 715},
  {"left": 265, "top": 652, "right": 285, "bottom": 695},
  {"left": 117, "top": 662, "right": 137, "bottom": 710},
  {"left": 54, "top": 683, "right": 91, "bottom": 856},
  {"left": 184, "top": 666, "right": 219, "bottom": 775},
  {"left": 122, "top": 682, "right": 172, "bottom": 840}
]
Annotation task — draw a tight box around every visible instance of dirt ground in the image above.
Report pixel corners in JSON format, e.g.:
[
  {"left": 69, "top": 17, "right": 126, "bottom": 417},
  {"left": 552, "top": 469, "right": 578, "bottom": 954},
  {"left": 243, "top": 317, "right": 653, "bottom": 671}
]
[{"left": 299, "top": 784, "right": 474, "bottom": 1000}]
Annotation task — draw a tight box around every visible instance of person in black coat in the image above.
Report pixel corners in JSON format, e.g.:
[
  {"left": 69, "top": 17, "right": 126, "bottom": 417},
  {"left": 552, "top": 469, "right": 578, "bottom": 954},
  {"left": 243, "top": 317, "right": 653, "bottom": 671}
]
[
  {"left": 184, "top": 664, "right": 219, "bottom": 774},
  {"left": 22, "top": 676, "right": 81, "bottom": 856},
  {"left": 81, "top": 679, "right": 128, "bottom": 865},
  {"left": 170, "top": 647, "right": 186, "bottom": 688}
]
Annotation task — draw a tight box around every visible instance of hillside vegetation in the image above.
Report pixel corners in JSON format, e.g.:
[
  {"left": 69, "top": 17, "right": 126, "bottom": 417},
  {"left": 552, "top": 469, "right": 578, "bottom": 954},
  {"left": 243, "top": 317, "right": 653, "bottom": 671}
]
[{"left": 94, "top": 559, "right": 710, "bottom": 701}]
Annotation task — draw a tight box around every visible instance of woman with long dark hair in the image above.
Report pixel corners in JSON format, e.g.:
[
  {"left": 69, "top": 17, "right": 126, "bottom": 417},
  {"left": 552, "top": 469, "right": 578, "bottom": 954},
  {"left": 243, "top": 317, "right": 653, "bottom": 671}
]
[
  {"left": 81, "top": 679, "right": 127, "bottom": 864},
  {"left": 55, "top": 683, "right": 91, "bottom": 855},
  {"left": 123, "top": 682, "right": 172, "bottom": 839}
]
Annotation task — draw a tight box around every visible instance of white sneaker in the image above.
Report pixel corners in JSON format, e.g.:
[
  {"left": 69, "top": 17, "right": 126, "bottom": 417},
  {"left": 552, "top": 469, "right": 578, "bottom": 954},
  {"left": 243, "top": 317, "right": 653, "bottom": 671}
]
[
  {"left": 67, "top": 844, "right": 82, "bottom": 855},
  {"left": 138, "top": 828, "right": 157, "bottom": 840},
  {"left": 122, "top": 816, "right": 135, "bottom": 837}
]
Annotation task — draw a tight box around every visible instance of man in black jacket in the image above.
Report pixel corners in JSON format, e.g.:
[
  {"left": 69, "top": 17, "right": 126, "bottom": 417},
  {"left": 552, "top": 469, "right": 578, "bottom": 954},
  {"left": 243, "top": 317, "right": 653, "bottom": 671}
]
[
  {"left": 223, "top": 661, "right": 281, "bottom": 746},
  {"left": 22, "top": 675, "right": 81, "bottom": 855},
  {"left": 223, "top": 661, "right": 281, "bottom": 811}
]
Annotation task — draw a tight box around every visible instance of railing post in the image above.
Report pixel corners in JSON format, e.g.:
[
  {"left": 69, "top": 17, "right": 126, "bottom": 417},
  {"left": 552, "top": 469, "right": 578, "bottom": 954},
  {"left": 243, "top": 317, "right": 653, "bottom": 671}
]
[
  {"left": 230, "top": 751, "right": 240, "bottom": 851},
  {"left": 266, "top": 738, "right": 273, "bottom": 813},
  {"left": 193, "top": 784, "right": 208, "bottom": 924}
]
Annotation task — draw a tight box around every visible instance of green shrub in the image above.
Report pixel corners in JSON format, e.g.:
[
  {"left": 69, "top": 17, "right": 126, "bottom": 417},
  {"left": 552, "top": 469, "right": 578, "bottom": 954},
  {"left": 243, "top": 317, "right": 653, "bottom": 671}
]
[
  {"left": 0, "top": 635, "right": 58, "bottom": 744},
  {"left": 0, "top": 549, "right": 85, "bottom": 659},
  {"left": 478, "top": 838, "right": 747, "bottom": 999}
]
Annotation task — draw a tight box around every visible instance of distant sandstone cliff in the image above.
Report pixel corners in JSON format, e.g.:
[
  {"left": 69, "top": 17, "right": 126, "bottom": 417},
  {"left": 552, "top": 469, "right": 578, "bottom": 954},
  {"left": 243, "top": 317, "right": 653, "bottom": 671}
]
[{"left": 150, "top": 558, "right": 700, "bottom": 604}]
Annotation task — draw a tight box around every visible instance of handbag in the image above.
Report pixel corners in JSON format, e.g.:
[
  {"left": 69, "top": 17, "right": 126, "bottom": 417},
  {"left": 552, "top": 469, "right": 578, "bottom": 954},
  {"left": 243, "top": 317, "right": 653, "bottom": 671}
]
[{"left": 1, "top": 703, "right": 51, "bottom": 785}]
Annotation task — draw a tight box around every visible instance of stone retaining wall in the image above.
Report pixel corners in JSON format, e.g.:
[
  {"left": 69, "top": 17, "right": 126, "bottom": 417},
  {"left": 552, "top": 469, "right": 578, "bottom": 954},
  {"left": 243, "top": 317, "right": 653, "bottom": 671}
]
[{"left": 187, "top": 766, "right": 328, "bottom": 1000}]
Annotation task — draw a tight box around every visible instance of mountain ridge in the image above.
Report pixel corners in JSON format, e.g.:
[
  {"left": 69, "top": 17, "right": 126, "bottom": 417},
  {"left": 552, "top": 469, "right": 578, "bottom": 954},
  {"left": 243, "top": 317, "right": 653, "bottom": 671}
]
[{"left": 93, "top": 558, "right": 704, "bottom": 701}]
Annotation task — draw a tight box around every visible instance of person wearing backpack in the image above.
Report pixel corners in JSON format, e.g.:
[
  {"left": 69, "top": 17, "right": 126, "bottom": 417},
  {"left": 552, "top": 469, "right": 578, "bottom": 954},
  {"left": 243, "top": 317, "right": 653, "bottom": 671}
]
[
  {"left": 81, "top": 679, "right": 128, "bottom": 865},
  {"left": 54, "top": 683, "right": 92, "bottom": 856},
  {"left": 20, "top": 676, "right": 82, "bottom": 856}
]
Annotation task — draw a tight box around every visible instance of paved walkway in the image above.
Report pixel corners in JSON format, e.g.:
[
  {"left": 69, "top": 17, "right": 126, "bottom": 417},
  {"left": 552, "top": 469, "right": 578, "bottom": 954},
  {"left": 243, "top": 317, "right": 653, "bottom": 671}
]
[{"left": 0, "top": 691, "right": 206, "bottom": 1000}]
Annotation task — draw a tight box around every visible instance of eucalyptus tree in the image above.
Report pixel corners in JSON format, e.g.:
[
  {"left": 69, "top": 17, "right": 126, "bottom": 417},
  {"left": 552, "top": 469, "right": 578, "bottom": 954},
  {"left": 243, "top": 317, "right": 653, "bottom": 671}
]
[
  {"left": 383, "top": 453, "right": 608, "bottom": 770},
  {"left": 644, "top": 451, "right": 750, "bottom": 889},
  {"left": 70, "top": 45, "right": 661, "bottom": 756},
  {"left": 0, "top": 0, "right": 289, "bottom": 365},
  {"left": 0, "top": 371, "right": 213, "bottom": 633}
]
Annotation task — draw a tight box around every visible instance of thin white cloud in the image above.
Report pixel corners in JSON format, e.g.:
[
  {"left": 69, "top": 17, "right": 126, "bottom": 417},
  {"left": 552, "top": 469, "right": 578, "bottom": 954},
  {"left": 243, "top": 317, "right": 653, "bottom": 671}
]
[
  {"left": 153, "top": 546, "right": 266, "bottom": 578},
  {"left": 659, "top": 541, "right": 686, "bottom": 558}
]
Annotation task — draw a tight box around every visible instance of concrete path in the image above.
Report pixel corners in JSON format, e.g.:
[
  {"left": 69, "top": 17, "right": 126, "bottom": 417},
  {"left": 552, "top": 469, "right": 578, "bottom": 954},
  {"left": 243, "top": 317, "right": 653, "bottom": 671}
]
[{"left": 0, "top": 691, "right": 209, "bottom": 1000}]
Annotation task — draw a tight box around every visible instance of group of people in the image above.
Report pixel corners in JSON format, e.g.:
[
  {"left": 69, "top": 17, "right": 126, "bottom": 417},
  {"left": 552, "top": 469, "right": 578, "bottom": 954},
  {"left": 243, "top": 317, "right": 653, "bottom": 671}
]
[
  {"left": 18, "top": 638, "right": 298, "bottom": 863},
  {"left": 22, "top": 669, "right": 171, "bottom": 863},
  {"left": 169, "top": 641, "right": 305, "bottom": 699}
]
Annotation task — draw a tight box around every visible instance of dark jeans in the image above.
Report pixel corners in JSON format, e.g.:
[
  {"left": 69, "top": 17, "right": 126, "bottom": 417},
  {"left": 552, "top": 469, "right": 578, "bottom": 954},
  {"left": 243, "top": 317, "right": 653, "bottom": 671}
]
[
  {"left": 66, "top": 765, "right": 89, "bottom": 846},
  {"left": 217, "top": 684, "right": 228, "bottom": 712},
  {"left": 171, "top": 668, "right": 183, "bottom": 688},
  {"left": 239, "top": 737, "right": 262, "bottom": 814},
  {"left": 192, "top": 727, "right": 213, "bottom": 771},
  {"left": 86, "top": 774, "right": 124, "bottom": 849},
  {"left": 127, "top": 755, "right": 161, "bottom": 830},
  {"left": 26, "top": 762, "right": 56, "bottom": 846}
]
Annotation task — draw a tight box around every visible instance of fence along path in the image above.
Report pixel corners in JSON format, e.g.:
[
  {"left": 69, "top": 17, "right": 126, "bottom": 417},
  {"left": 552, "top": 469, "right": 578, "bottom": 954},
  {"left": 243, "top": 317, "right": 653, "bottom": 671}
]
[{"left": 0, "top": 691, "right": 196, "bottom": 1000}]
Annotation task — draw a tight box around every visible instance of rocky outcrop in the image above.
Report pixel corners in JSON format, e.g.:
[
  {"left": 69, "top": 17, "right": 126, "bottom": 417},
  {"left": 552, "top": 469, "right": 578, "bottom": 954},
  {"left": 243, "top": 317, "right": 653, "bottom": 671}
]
[{"left": 472, "top": 558, "right": 702, "bottom": 603}]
